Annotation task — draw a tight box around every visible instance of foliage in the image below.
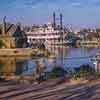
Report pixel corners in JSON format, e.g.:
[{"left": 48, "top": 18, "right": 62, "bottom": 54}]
[
  {"left": 44, "top": 49, "right": 51, "bottom": 57},
  {"left": 0, "top": 40, "right": 4, "bottom": 48},
  {"left": 96, "top": 28, "right": 100, "bottom": 33},
  {"left": 74, "top": 64, "right": 95, "bottom": 80},
  {"left": 81, "top": 29, "right": 89, "bottom": 33},
  {"left": 31, "top": 49, "right": 51, "bottom": 59},
  {"left": 94, "top": 72, "right": 100, "bottom": 79},
  {"left": 49, "top": 66, "right": 67, "bottom": 79}
]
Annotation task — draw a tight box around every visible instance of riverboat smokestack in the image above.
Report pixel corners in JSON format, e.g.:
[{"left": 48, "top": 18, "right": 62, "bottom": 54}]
[
  {"left": 53, "top": 12, "right": 56, "bottom": 29},
  {"left": 60, "top": 13, "right": 63, "bottom": 30}
]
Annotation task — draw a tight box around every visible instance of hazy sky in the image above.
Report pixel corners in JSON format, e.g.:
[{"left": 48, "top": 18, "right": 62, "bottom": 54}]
[{"left": 0, "top": 0, "right": 100, "bottom": 28}]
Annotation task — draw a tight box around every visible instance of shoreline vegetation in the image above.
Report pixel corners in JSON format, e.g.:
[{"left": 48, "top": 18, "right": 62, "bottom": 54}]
[
  {"left": 0, "top": 64, "right": 100, "bottom": 84},
  {"left": 0, "top": 48, "right": 51, "bottom": 57}
]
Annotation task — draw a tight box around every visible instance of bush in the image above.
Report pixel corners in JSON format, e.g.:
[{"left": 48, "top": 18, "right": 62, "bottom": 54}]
[
  {"left": 94, "top": 72, "right": 100, "bottom": 79},
  {"left": 49, "top": 66, "right": 67, "bottom": 79},
  {"left": 74, "top": 64, "right": 95, "bottom": 80},
  {"left": 0, "top": 40, "right": 4, "bottom": 48}
]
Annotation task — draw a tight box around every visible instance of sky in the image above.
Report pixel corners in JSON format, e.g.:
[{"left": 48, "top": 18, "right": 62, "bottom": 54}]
[{"left": 0, "top": 0, "right": 100, "bottom": 28}]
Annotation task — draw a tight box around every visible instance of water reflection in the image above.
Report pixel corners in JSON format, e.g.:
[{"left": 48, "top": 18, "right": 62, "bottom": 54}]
[
  {"left": 0, "top": 57, "right": 28, "bottom": 76},
  {"left": 0, "top": 47, "right": 99, "bottom": 76}
]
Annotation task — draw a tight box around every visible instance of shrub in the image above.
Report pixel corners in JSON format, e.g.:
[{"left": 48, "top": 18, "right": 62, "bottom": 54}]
[
  {"left": 74, "top": 64, "right": 95, "bottom": 80},
  {"left": 0, "top": 40, "right": 4, "bottom": 48},
  {"left": 94, "top": 72, "right": 100, "bottom": 79},
  {"left": 49, "top": 66, "right": 67, "bottom": 79}
]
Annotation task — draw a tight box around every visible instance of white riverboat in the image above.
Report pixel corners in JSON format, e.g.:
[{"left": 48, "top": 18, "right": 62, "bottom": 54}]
[{"left": 26, "top": 23, "right": 67, "bottom": 47}]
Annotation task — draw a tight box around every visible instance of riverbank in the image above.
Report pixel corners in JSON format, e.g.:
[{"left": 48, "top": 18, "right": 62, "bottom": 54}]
[
  {"left": 0, "top": 48, "right": 38, "bottom": 57},
  {"left": 0, "top": 48, "right": 51, "bottom": 58},
  {"left": 0, "top": 78, "right": 100, "bottom": 99},
  {"left": 79, "top": 41, "right": 100, "bottom": 48},
  {"left": 0, "top": 47, "right": 50, "bottom": 57}
]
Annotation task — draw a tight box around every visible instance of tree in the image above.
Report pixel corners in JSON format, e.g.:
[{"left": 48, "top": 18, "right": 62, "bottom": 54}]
[
  {"left": 74, "top": 64, "right": 95, "bottom": 80},
  {"left": 0, "top": 40, "right": 4, "bottom": 48},
  {"left": 0, "top": 28, "right": 2, "bottom": 35},
  {"left": 96, "top": 28, "right": 100, "bottom": 33},
  {"left": 81, "top": 28, "right": 88, "bottom": 33},
  {"left": 49, "top": 66, "right": 67, "bottom": 78}
]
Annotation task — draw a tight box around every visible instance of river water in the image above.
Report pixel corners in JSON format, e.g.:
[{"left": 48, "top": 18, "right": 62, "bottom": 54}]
[{"left": 0, "top": 47, "right": 99, "bottom": 76}]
